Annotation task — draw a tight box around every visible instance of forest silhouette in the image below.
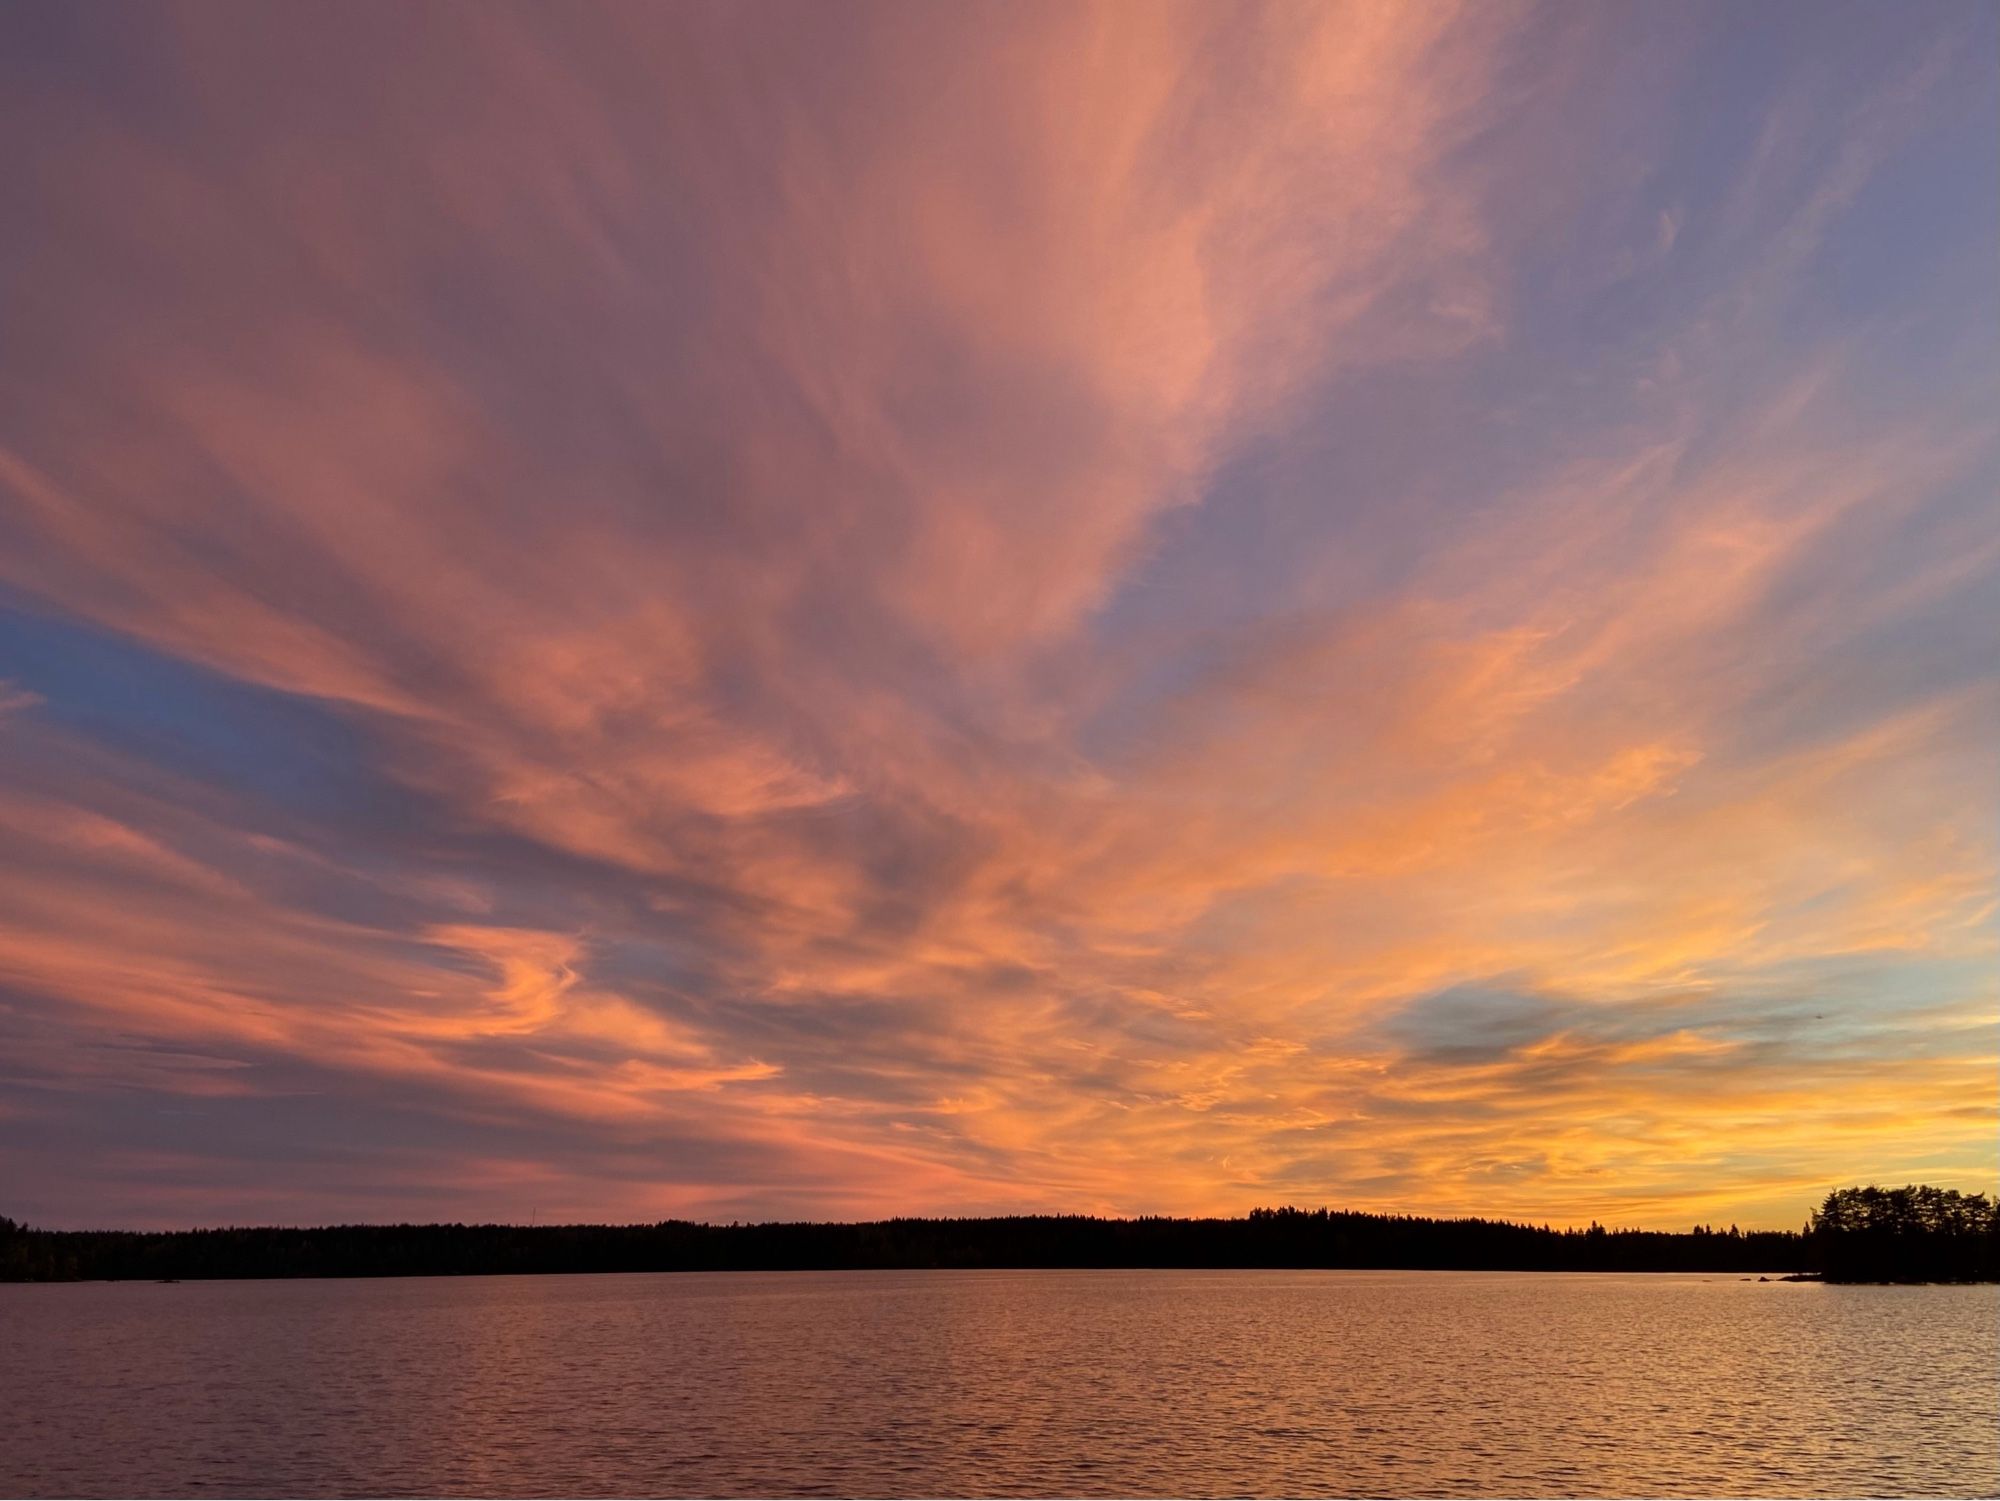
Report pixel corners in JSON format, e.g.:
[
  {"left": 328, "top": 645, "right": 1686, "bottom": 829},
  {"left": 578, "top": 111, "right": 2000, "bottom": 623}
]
[{"left": 3, "top": 1186, "right": 1991, "bottom": 1284}]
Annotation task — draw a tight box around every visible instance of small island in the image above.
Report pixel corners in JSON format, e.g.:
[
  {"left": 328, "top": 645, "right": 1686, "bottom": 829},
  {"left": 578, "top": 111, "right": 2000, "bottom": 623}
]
[{"left": 4, "top": 1185, "right": 1990, "bottom": 1285}]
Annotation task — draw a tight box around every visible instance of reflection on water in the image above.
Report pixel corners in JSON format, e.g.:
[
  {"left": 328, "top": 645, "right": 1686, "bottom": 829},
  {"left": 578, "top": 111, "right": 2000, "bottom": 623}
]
[{"left": 2, "top": 1269, "right": 1993, "bottom": 1497}]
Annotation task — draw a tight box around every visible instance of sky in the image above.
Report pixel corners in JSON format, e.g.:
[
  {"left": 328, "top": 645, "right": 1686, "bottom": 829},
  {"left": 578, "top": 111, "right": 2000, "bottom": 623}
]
[{"left": 1, "top": 1, "right": 1994, "bottom": 1232}]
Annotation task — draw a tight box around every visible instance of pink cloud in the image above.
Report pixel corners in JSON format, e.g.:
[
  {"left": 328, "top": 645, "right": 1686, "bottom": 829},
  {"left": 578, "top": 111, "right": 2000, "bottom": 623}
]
[{"left": 0, "top": 2, "right": 1993, "bottom": 1228}]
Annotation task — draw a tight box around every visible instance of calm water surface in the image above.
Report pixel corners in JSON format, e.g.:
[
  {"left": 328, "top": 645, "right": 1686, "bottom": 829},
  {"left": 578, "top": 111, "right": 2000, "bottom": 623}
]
[{"left": 2, "top": 1269, "right": 1994, "bottom": 1498}]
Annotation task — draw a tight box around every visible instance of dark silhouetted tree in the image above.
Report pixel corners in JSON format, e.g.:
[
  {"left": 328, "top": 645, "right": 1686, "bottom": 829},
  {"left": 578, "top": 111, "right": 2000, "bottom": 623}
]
[{"left": 1810, "top": 1185, "right": 1998, "bottom": 1282}]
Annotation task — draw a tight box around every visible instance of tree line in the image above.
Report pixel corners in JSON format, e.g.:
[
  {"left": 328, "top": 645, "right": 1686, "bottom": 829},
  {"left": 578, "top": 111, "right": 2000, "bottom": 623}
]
[
  {"left": 1808, "top": 1184, "right": 1996, "bottom": 1283},
  {"left": 2, "top": 1186, "right": 1989, "bottom": 1283}
]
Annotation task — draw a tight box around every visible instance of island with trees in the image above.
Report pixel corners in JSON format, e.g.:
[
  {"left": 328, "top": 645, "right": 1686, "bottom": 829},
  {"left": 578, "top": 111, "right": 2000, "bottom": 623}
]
[{"left": 2, "top": 1185, "right": 1990, "bottom": 1284}]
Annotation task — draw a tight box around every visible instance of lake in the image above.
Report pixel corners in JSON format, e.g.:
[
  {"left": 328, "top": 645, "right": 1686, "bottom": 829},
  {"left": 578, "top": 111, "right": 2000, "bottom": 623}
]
[{"left": 1, "top": 1269, "right": 1993, "bottom": 1497}]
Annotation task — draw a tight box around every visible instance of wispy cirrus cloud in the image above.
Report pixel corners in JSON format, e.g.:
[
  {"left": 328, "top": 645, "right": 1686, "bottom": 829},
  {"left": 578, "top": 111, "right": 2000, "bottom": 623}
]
[{"left": 0, "top": 0, "right": 1993, "bottom": 1228}]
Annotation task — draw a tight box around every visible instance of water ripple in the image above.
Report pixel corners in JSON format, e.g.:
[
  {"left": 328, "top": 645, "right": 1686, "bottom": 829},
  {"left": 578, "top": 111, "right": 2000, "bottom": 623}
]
[{"left": 1, "top": 1269, "right": 1993, "bottom": 1498}]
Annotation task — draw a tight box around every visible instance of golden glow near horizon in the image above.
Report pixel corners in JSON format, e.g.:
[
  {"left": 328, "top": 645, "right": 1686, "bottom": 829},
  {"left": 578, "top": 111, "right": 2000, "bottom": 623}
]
[{"left": 0, "top": 2, "right": 1994, "bottom": 1229}]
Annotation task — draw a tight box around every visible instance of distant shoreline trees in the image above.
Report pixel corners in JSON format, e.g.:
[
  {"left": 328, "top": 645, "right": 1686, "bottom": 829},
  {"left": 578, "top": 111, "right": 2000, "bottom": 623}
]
[
  {"left": 1810, "top": 1185, "right": 1997, "bottom": 1283},
  {"left": 2, "top": 1187, "right": 1991, "bottom": 1284}
]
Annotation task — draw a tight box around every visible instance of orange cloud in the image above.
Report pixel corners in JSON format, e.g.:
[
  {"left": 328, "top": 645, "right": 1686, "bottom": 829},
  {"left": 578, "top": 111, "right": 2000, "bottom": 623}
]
[{"left": 0, "top": 1, "right": 1993, "bottom": 1229}]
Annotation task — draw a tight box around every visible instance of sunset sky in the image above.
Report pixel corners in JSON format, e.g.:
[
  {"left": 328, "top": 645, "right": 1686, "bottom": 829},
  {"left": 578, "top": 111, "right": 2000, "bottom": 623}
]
[{"left": 1, "top": 1, "right": 1994, "bottom": 1232}]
